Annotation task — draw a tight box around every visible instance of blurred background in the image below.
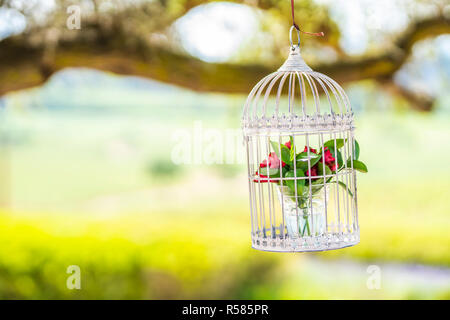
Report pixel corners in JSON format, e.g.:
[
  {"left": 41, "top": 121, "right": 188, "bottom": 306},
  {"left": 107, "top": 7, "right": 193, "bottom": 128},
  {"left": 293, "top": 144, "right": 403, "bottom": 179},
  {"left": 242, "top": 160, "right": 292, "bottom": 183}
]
[{"left": 0, "top": 0, "right": 449, "bottom": 299}]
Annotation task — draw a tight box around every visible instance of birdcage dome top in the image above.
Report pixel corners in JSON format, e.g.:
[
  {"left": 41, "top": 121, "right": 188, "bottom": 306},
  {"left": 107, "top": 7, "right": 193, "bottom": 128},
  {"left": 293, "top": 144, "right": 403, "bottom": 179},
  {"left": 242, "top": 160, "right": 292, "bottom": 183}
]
[{"left": 242, "top": 42, "right": 354, "bottom": 135}]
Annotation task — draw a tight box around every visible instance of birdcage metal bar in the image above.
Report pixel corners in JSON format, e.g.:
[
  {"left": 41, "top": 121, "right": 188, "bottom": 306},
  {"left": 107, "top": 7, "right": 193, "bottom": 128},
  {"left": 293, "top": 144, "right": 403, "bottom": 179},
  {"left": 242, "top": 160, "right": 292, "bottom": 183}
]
[
  {"left": 264, "top": 137, "right": 274, "bottom": 235},
  {"left": 245, "top": 136, "right": 255, "bottom": 236},
  {"left": 274, "top": 73, "right": 290, "bottom": 117},
  {"left": 277, "top": 134, "right": 286, "bottom": 240}
]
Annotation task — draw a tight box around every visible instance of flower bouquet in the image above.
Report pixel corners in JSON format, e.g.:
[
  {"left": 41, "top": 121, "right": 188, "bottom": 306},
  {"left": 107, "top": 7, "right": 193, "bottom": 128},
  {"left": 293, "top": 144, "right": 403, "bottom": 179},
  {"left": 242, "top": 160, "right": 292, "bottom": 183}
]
[{"left": 254, "top": 137, "right": 367, "bottom": 238}]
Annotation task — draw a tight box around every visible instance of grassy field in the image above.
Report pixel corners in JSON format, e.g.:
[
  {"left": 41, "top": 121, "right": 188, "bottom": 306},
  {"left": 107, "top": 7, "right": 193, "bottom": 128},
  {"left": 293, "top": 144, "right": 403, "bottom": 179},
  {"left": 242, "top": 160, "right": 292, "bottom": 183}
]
[{"left": 0, "top": 206, "right": 448, "bottom": 299}]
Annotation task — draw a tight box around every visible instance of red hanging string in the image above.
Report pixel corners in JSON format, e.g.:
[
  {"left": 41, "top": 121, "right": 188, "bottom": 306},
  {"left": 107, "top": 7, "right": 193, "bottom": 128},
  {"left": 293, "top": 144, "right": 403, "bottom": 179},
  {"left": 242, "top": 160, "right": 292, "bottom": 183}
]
[{"left": 290, "top": 0, "right": 324, "bottom": 37}]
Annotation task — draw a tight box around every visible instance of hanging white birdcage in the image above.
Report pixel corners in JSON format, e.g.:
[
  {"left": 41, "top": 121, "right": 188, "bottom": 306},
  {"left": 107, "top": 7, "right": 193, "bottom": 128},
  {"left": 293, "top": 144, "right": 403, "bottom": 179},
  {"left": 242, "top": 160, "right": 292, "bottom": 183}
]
[{"left": 242, "top": 27, "right": 365, "bottom": 252}]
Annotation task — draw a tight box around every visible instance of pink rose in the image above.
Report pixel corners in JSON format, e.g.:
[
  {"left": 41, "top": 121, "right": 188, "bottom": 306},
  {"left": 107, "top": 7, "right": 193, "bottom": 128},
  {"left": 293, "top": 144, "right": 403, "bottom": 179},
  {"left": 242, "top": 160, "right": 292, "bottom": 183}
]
[
  {"left": 255, "top": 152, "right": 285, "bottom": 183},
  {"left": 260, "top": 152, "right": 286, "bottom": 169}
]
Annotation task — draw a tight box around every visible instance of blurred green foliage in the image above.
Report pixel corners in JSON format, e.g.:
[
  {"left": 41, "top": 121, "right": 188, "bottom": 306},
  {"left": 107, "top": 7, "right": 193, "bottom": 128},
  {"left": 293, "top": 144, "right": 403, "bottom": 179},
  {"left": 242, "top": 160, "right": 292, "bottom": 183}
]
[
  {"left": 0, "top": 206, "right": 448, "bottom": 299},
  {"left": 146, "top": 159, "right": 182, "bottom": 180},
  {"left": 0, "top": 212, "right": 279, "bottom": 299},
  {"left": 0, "top": 73, "right": 449, "bottom": 299}
]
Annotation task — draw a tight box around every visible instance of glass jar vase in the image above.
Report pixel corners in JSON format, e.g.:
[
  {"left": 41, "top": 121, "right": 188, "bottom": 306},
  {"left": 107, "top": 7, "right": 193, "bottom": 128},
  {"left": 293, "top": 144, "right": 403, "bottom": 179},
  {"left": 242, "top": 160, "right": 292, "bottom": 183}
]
[{"left": 276, "top": 185, "right": 329, "bottom": 238}]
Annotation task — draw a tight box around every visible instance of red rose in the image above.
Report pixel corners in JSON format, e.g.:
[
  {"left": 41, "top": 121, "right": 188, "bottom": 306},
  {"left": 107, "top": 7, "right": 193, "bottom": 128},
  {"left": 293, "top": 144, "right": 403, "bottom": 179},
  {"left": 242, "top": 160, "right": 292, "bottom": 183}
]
[
  {"left": 253, "top": 172, "right": 269, "bottom": 183},
  {"left": 322, "top": 147, "right": 335, "bottom": 164},
  {"left": 285, "top": 140, "right": 292, "bottom": 149},
  {"left": 319, "top": 147, "right": 337, "bottom": 171},
  {"left": 306, "top": 165, "right": 318, "bottom": 178},
  {"left": 303, "top": 146, "right": 317, "bottom": 154}
]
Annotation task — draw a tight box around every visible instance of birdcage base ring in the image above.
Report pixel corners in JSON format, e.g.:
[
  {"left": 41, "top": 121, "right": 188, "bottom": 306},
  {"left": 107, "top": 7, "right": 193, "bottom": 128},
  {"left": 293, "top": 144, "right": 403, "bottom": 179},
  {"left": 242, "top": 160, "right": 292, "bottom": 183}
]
[{"left": 251, "top": 231, "right": 360, "bottom": 252}]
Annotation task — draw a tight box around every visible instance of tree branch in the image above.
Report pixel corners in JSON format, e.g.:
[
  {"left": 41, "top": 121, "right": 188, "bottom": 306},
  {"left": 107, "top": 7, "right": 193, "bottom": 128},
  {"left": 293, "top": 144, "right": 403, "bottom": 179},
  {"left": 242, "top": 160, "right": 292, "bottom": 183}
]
[
  {"left": 380, "top": 80, "right": 434, "bottom": 112},
  {"left": 0, "top": 15, "right": 448, "bottom": 101}
]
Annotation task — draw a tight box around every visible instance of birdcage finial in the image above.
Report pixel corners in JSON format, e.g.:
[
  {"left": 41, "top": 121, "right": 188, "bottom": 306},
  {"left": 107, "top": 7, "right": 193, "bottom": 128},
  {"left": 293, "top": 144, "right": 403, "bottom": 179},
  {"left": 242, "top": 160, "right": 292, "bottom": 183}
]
[
  {"left": 278, "top": 46, "right": 312, "bottom": 72},
  {"left": 279, "top": 26, "right": 313, "bottom": 72}
]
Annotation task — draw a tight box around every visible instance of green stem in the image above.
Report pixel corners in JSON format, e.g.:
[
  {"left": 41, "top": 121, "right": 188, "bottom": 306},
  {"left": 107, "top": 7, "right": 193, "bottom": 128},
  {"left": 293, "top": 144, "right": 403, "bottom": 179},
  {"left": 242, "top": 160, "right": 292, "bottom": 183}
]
[
  {"left": 297, "top": 199, "right": 312, "bottom": 237},
  {"left": 304, "top": 214, "right": 311, "bottom": 237},
  {"left": 299, "top": 204, "right": 311, "bottom": 237},
  {"left": 300, "top": 221, "right": 306, "bottom": 236}
]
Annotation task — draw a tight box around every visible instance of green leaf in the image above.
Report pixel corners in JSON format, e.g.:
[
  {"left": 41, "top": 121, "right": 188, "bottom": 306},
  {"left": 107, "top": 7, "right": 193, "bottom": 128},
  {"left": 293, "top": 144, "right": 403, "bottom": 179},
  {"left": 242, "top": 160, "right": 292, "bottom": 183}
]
[
  {"left": 295, "top": 152, "right": 321, "bottom": 171},
  {"left": 353, "top": 139, "right": 360, "bottom": 160},
  {"left": 329, "top": 181, "right": 354, "bottom": 197},
  {"left": 281, "top": 166, "right": 290, "bottom": 177},
  {"left": 323, "top": 138, "right": 345, "bottom": 150},
  {"left": 270, "top": 141, "right": 281, "bottom": 158},
  {"left": 316, "top": 163, "right": 332, "bottom": 177},
  {"left": 258, "top": 167, "right": 280, "bottom": 178},
  {"left": 280, "top": 145, "right": 292, "bottom": 167},
  {"left": 347, "top": 159, "right": 368, "bottom": 173},
  {"left": 289, "top": 136, "right": 295, "bottom": 162},
  {"left": 311, "top": 165, "right": 333, "bottom": 191},
  {"left": 284, "top": 169, "right": 305, "bottom": 197},
  {"left": 310, "top": 185, "right": 324, "bottom": 195}
]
